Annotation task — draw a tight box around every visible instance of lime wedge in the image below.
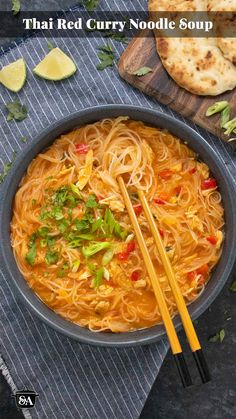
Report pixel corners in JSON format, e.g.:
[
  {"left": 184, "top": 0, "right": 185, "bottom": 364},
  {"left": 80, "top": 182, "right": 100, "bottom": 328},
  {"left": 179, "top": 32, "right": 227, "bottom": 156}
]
[
  {"left": 0, "top": 58, "right": 26, "bottom": 92},
  {"left": 33, "top": 48, "right": 77, "bottom": 81}
]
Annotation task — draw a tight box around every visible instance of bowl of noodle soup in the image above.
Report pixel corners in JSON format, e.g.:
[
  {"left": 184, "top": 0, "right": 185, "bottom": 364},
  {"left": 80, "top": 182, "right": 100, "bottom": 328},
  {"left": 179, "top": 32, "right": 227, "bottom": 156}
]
[{"left": 1, "top": 105, "right": 236, "bottom": 346}]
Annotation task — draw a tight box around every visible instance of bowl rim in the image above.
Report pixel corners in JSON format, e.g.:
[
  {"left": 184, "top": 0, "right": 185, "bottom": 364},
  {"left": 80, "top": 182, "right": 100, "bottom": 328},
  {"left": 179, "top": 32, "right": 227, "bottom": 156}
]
[{"left": 1, "top": 104, "right": 236, "bottom": 347}]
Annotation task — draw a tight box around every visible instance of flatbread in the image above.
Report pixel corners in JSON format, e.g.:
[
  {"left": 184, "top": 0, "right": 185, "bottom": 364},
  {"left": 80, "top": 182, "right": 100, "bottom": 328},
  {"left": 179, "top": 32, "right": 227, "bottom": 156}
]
[
  {"left": 148, "top": 0, "right": 236, "bottom": 95},
  {"left": 155, "top": 37, "right": 236, "bottom": 95},
  {"left": 207, "top": 0, "right": 236, "bottom": 65}
]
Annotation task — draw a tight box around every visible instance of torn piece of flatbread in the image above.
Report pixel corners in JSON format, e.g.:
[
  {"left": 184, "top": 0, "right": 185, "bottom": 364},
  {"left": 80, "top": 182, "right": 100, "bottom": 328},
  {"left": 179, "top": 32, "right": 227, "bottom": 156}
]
[
  {"left": 207, "top": 0, "right": 236, "bottom": 65},
  {"left": 148, "top": 0, "right": 236, "bottom": 95},
  {"left": 155, "top": 37, "right": 236, "bottom": 95}
]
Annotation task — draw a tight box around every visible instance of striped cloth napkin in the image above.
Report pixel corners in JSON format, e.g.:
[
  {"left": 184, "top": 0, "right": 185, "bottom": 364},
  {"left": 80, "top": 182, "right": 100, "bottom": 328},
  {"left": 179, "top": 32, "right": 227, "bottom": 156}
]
[{"left": 0, "top": 1, "right": 235, "bottom": 418}]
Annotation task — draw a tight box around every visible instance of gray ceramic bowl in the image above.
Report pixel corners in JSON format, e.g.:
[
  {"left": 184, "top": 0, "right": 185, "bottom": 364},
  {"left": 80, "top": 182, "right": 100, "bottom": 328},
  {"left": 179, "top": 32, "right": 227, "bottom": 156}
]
[{"left": 1, "top": 105, "right": 236, "bottom": 347}]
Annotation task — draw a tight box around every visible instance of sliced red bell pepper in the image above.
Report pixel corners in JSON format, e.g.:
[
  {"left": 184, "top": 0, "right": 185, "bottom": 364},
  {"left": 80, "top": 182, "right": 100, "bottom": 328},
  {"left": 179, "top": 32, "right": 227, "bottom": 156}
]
[
  {"left": 75, "top": 143, "right": 89, "bottom": 154},
  {"left": 201, "top": 178, "right": 217, "bottom": 190},
  {"left": 133, "top": 204, "right": 142, "bottom": 216},
  {"left": 206, "top": 236, "right": 217, "bottom": 245}
]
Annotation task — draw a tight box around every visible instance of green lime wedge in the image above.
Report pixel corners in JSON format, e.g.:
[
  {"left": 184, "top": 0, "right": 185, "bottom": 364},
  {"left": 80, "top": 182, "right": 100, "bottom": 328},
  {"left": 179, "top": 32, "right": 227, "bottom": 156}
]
[
  {"left": 0, "top": 58, "right": 26, "bottom": 92},
  {"left": 33, "top": 47, "right": 77, "bottom": 81}
]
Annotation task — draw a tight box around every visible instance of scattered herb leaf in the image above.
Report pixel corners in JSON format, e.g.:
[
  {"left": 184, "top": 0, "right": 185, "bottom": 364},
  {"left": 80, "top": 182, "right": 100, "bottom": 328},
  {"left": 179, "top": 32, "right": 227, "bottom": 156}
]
[
  {"left": 223, "top": 118, "right": 236, "bottom": 136},
  {"left": 45, "top": 251, "right": 59, "bottom": 265},
  {"left": 86, "top": 194, "right": 99, "bottom": 208},
  {"left": 12, "top": 0, "right": 21, "bottom": 16},
  {"left": 132, "top": 67, "right": 153, "bottom": 77},
  {"left": 47, "top": 40, "right": 54, "bottom": 51},
  {"left": 220, "top": 105, "right": 230, "bottom": 128},
  {"left": 58, "top": 263, "right": 69, "bottom": 277},
  {"left": 0, "top": 152, "right": 17, "bottom": 184},
  {"left": 206, "top": 101, "right": 228, "bottom": 117},
  {"left": 25, "top": 235, "right": 37, "bottom": 266},
  {"left": 104, "top": 32, "right": 129, "bottom": 44},
  {"left": 20, "top": 136, "right": 27, "bottom": 143},
  {"left": 229, "top": 280, "right": 236, "bottom": 292},
  {"left": 209, "top": 328, "right": 225, "bottom": 343},
  {"left": 83, "top": 0, "right": 99, "bottom": 12},
  {"left": 5, "top": 100, "right": 28, "bottom": 122},
  {"left": 97, "top": 44, "right": 115, "bottom": 71}
]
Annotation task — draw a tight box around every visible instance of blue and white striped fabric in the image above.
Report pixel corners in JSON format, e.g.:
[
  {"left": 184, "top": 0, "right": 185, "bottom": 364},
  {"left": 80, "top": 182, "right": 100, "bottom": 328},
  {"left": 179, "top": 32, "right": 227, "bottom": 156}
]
[{"left": 0, "top": 1, "right": 235, "bottom": 418}]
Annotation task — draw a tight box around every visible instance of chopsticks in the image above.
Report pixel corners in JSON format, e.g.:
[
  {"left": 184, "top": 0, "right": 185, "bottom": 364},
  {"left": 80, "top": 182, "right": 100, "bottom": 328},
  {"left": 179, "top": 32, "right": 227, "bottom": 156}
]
[
  {"left": 117, "top": 176, "right": 192, "bottom": 387},
  {"left": 118, "top": 175, "right": 210, "bottom": 386},
  {"left": 137, "top": 189, "right": 211, "bottom": 384}
]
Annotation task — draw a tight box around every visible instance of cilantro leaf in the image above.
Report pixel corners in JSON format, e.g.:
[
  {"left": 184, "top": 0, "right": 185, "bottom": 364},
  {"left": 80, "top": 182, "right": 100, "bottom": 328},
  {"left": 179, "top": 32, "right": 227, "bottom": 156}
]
[
  {"left": 58, "top": 219, "right": 70, "bottom": 233},
  {"left": 20, "top": 136, "right": 27, "bottom": 143},
  {"left": 45, "top": 251, "right": 59, "bottom": 265},
  {"left": 132, "top": 67, "right": 153, "bottom": 77},
  {"left": 58, "top": 263, "right": 69, "bottom": 278},
  {"left": 25, "top": 235, "right": 37, "bottom": 266},
  {"left": 97, "top": 44, "right": 115, "bottom": 71},
  {"left": 6, "top": 101, "right": 28, "bottom": 122},
  {"left": 74, "top": 219, "right": 90, "bottom": 232},
  {"left": 104, "top": 32, "right": 128, "bottom": 44},
  {"left": 229, "top": 280, "right": 236, "bottom": 292},
  {"left": 0, "top": 152, "right": 17, "bottom": 184},
  {"left": 50, "top": 207, "right": 64, "bottom": 220},
  {"left": 12, "top": 0, "right": 20, "bottom": 16},
  {"left": 37, "top": 227, "right": 50, "bottom": 237},
  {"left": 209, "top": 328, "right": 225, "bottom": 343},
  {"left": 86, "top": 194, "right": 98, "bottom": 208}
]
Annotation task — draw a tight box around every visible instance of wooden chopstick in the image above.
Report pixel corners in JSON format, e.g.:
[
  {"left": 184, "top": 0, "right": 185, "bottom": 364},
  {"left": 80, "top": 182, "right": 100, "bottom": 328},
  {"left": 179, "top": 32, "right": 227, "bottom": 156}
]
[
  {"left": 137, "top": 189, "right": 211, "bottom": 384},
  {"left": 117, "top": 176, "right": 192, "bottom": 387}
]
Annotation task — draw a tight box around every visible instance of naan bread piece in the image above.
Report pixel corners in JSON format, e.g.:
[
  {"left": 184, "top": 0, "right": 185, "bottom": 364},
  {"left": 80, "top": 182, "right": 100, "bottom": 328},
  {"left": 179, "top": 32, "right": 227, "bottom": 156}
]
[
  {"left": 148, "top": 0, "right": 205, "bottom": 11},
  {"left": 148, "top": 0, "right": 236, "bottom": 95},
  {"left": 207, "top": 0, "right": 236, "bottom": 65},
  {"left": 156, "top": 37, "right": 236, "bottom": 95}
]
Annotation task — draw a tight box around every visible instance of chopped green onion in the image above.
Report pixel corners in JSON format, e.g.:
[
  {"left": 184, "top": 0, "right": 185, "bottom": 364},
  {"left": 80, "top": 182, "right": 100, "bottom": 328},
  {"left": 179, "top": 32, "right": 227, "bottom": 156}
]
[
  {"left": 82, "top": 241, "right": 111, "bottom": 258},
  {"left": 220, "top": 105, "right": 230, "bottom": 128},
  {"left": 51, "top": 207, "right": 64, "bottom": 220},
  {"left": 78, "top": 233, "right": 95, "bottom": 240},
  {"left": 72, "top": 260, "right": 80, "bottom": 273},
  {"left": 91, "top": 217, "right": 103, "bottom": 233},
  {"left": 68, "top": 239, "right": 82, "bottom": 248},
  {"left": 40, "top": 239, "right": 47, "bottom": 248},
  {"left": 206, "top": 101, "right": 229, "bottom": 117},
  {"left": 71, "top": 183, "right": 83, "bottom": 199},
  {"left": 223, "top": 118, "right": 236, "bottom": 136},
  {"left": 91, "top": 267, "right": 104, "bottom": 288},
  {"left": 102, "top": 248, "right": 114, "bottom": 266},
  {"left": 126, "top": 233, "right": 135, "bottom": 243},
  {"left": 103, "top": 267, "right": 110, "bottom": 281}
]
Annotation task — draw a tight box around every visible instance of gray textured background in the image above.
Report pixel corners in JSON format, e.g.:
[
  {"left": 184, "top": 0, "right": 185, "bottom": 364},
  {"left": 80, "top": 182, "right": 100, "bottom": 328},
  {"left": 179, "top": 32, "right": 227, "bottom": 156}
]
[{"left": 0, "top": 1, "right": 235, "bottom": 419}]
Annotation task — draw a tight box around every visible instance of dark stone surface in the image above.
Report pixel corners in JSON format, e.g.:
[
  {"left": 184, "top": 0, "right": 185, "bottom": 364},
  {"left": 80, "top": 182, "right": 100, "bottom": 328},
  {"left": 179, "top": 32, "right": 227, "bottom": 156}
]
[{"left": 0, "top": 1, "right": 235, "bottom": 418}]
